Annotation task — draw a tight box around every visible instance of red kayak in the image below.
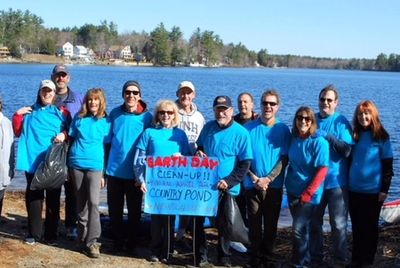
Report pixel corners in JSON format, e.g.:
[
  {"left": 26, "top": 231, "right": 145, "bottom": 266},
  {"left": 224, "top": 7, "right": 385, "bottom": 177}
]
[{"left": 380, "top": 199, "right": 400, "bottom": 224}]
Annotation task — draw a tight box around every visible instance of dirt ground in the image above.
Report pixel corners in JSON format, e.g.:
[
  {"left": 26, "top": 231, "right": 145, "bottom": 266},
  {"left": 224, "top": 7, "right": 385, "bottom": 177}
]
[{"left": 0, "top": 191, "right": 399, "bottom": 268}]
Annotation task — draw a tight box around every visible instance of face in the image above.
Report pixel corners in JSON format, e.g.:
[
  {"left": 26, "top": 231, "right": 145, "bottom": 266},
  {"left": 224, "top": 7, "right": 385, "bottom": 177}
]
[
  {"left": 319, "top": 90, "right": 337, "bottom": 117},
  {"left": 157, "top": 105, "right": 175, "bottom": 128},
  {"left": 295, "top": 111, "right": 313, "bottom": 135},
  {"left": 124, "top": 85, "right": 141, "bottom": 109},
  {"left": 52, "top": 72, "right": 70, "bottom": 94},
  {"left": 178, "top": 87, "right": 195, "bottom": 108},
  {"left": 238, "top": 94, "right": 254, "bottom": 116},
  {"left": 214, "top": 106, "right": 233, "bottom": 127},
  {"left": 88, "top": 97, "right": 100, "bottom": 116},
  {"left": 261, "top": 95, "right": 279, "bottom": 123},
  {"left": 40, "top": 88, "right": 55, "bottom": 105},
  {"left": 357, "top": 109, "right": 372, "bottom": 128}
]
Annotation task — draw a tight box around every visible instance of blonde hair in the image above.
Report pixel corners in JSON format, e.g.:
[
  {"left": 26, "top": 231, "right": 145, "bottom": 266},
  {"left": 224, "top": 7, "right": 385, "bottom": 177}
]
[
  {"left": 78, "top": 88, "right": 107, "bottom": 119},
  {"left": 153, "top": 100, "right": 180, "bottom": 127},
  {"left": 292, "top": 106, "right": 317, "bottom": 137}
]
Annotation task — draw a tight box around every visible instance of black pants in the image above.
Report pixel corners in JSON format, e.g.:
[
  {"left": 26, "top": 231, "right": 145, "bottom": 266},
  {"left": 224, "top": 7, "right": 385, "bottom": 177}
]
[
  {"left": 150, "top": 214, "right": 175, "bottom": 259},
  {"left": 193, "top": 216, "right": 208, "bottom": 263},
  {"left": 64, "top": 178, "right": 77, "bottom": 228},
  {"left": 107, "top": 176, "right": 143, "bottom": 249},
  {"left": 0, "top": 189, "right": 4, "bottom": 219},
  {"left": 349, "top": 191, "right": 383, "bottom": 265},
  {"left": 25, "top": 172, "right": 61, "bottom": 240},
  {"left": 246, "top": 187, "right": 283, "bottom": 260}
]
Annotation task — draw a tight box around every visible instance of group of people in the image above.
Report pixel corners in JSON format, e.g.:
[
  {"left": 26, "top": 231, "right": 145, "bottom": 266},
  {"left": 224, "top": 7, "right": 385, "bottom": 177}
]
[{"left": 0, "top": 64, "right": 394, "bottom": 268}]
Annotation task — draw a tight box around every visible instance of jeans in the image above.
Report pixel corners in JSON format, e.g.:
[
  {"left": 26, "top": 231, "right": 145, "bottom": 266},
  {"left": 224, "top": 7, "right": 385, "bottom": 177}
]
[
  {"left": 70, "top": 168, "right": 102, "bottom": 247},
  {"left": 246, "top": 187, "right": 283, "bottom": 261},
  {"left": 288, "top": 195, "right": 317, "bottom": 267},
  {"left": 349, "top": 191, "right": 382, "bottom": 266},
  {"left": 310, "top": 187, "right": 348, "bottom": 264}
]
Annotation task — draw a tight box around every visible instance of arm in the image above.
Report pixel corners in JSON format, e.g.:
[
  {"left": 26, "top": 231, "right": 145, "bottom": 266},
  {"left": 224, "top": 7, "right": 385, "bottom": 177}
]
[
  {"left": 379, "top": 158, "right": 394, "bottom": 201},
  {"left": 300, "top": 166, "right": 328, "bottom": 204},
  {"left": 12, "top": 106, "right": 32, "bottom": 137},
  {"left": 218, "top": 159, "right": 251, "bottom": 190},
  {"left": 133, "top": 148, "right": 147, "bottom": 193},
  {"left": 325, "top": 134, "right": 352, "bottom": 158}
]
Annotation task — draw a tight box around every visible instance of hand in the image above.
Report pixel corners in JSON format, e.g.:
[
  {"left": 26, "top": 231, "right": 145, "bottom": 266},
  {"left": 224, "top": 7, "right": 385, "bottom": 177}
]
[
  {"left": 139, "top": 182, "right": 147, "bottom": 193},
  {"left": 256, "top": 177, "right": 271, "bottom": 191},
  {"left": 16, "top": 106, "right": 32, "bottom": 115},
  {"left": 217, "top": 180, "right": 229, "bottom": 190},
  {"left": 100, "top": 177, "right": 106, "bottom": 188},
  {"left": 54, "top": 132, "right": 66, "bottom": 143},
  {"left": 378, "top": 192, "right": 387, "bottom": 202},
  {"left": 196, "top": 150, "right": 207, "bottom": 157}
]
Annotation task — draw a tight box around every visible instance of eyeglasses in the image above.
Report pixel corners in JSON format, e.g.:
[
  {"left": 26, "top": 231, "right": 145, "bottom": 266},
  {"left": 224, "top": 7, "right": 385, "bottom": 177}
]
[
  {"left": 158, "top": 110, "right": 174, "bottom": 115},
  {"left": 125, "top": 90, "right": 140, "bottom": 96},
  {"left": 319, "top": 97, "right": 334, "bottom": 103},
  {"left": 296, "top": 115, "right": 312, "bottom": 123},
  {"left": 261, "top": 101, "right": 278, "bottom": 107},
  {"left": 55, "top": 73, "right": 68, "bottom": 78}
]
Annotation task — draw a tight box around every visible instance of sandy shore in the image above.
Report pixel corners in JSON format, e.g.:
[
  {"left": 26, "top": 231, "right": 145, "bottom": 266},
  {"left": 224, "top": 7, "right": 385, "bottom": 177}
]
[{"left": 0, "top": 190, "right": 399, "bottom": 267}]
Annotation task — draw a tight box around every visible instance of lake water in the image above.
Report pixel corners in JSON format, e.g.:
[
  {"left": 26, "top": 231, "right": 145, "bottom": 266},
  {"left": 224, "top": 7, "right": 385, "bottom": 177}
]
[{"left": 1, "top": 64, "right": 399, "bottom": 227}]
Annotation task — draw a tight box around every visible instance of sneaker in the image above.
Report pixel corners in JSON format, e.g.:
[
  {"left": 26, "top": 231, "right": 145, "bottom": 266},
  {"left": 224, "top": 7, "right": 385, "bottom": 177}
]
[
  {"left": 83, "top": 243, "right": 101, "bottom": 258},
  {"left": 44, "top": 239, "right": 58, "bottom": 246},
  {"left": 66, "top": 227, "right": 78, "bottom": 241},
  {"left": 149, "top": 255, "right": 159, "bottom": 262},
  {"left": 230, "top": 241, "right": 247, "bottom": 253},
  {"left": 24, "top": 237, "right": 36, "bottom": 245}
]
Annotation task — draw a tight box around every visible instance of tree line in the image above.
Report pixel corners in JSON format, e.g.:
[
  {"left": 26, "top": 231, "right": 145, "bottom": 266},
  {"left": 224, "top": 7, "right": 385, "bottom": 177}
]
[{"left": 0, "top": 8, "right": 398, "bottom": 71}]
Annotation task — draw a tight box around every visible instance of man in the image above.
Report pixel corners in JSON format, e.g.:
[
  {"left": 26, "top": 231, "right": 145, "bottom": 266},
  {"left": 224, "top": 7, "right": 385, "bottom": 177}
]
[
  {"left": 106, "top": 80, "right": 153, "bottom": 254},
  {"left": 234, "top": 92, "right": 258, "bottom": 125},
  {"left": 244, "top": 90, "right": 291, "bottom": 267},
  {"left": 51, "top": 64, "right": 83, "bottom": 240},
  {"left": 196, "top": 95, "right": 252, "bottom": 267},
  {"left": 310, "top": 84, "right": 353, "bottom": 267},
  {"left": 175, "top": 81, "right": 206, "bottom": 243}
]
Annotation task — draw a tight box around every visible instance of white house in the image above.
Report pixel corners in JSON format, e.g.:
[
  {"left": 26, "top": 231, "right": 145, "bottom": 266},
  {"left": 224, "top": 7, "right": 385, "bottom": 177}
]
[
  {"left": 106, "top": 45, "right": 132, "bottom": 59},
  {"left": 62, "top": 42, "right": 73, "bottom": 57},
  {"left": 73, "top": 45, "right": 88, "bottom": 58}
]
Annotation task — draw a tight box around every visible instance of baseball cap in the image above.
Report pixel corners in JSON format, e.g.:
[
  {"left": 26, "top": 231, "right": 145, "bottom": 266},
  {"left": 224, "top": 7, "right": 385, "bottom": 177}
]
[
  {"left": 177, "top": 81, "right": 195, "bottom": 95},
  {"left": 122, "top": 80, "right": 141, "bottom": 97},
  {"left": 213, "top": 95, "right": 233, "bottom": 109},
  {"left": 39, "top": 79, "right": 56, "bottom": 91},
  {"left": 52, "top": 64, "right": 69, "bottom": 76}
]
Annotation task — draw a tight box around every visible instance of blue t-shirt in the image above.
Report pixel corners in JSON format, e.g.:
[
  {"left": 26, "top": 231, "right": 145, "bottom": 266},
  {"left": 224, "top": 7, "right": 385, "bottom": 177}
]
[
  {"left": 317, "top": 112, "right": 353, "bottom": 189},
  {"left": 285, "top": 135, "right": 330, "bottom": 204},
  {"left": 68, "top": 115, "right": 111, "bottom": 171},
  {"left": 106, "top": 106, "right": 153, "bottom": 179},
  {"left": 136, "top": 127, "right": 190, "bottom": 157},
  {"left": 16, "top": 104, "right": 68, "bottom": 173},
  {"left": 349, "top": 130, "right": 393, "bottom": 194},
  {"left": 197, "top": 121, "right": 253, "bottom": 196},
  {"left": 244, "top": 118, "right": 291, "bottom": 189}
]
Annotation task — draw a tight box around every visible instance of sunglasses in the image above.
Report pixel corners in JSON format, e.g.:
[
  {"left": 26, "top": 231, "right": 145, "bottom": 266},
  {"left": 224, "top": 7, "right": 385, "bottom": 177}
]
[
  {"left": 125, "top": 90, "right": 140, "bottom": 96},
  {"left": 261, "top": 101, "right": 278, "bottom": 107},
  {"left": 296, "top": 115, "right": 312, "bottom": 123},
  {"left": 158, "top": 110, "right": 174, "bottom": 115},
  {"left": 319, "top": 97, "right": 334, "bottom": 103}
]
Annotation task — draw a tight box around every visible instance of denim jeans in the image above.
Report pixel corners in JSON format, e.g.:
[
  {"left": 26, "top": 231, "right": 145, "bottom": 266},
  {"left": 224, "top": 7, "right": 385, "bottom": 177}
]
[
  {"left": 288, "top": 195, "right": 317, "bottom": 267},
  {"left": 310, "top": 187, "right": 348, "bottom": 264}
]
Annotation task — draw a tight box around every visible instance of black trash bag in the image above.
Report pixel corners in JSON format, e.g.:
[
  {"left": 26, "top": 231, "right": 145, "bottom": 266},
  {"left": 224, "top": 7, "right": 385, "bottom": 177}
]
[
  {"left": 30, "top": 142, "right": 68, "bottom": 190},
  {"left": 216, "top": 191, "right": 249, "bottom": 245}
]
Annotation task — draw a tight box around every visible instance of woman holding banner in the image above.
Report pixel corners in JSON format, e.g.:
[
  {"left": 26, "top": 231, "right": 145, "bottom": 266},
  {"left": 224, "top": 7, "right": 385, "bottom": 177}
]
[{"left": 134, "top": 100, "right": 190, "bottom": 264}]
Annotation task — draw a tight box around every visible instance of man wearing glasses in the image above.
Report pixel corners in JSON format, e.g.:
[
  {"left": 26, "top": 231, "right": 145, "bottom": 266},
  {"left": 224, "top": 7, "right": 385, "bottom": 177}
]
[
  {"left": 105, "top": 80, "right": 153, "bottom": 254},
  {"left": 51, "top": 64, "right": 83, "bottom": 241},
  {"left": 310, "top": 84, "right": 353, "bottom": 267},
  {"left": 244, "top": 90, "right": 291, "bottom": 267},
  {"left": 196, "top": 95, "right": 252, "bottom": 267}
]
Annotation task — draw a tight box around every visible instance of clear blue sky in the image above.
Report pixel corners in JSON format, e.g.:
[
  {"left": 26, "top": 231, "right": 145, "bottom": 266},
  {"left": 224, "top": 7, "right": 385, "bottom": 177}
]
[{"left": 2, "top": 0, "right": 399, "bottom": 59}]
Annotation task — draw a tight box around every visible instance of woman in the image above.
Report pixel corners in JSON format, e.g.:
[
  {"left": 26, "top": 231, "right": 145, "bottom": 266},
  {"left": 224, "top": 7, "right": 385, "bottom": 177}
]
[
  {"left": 12, "top": 80, "right": 70, "bottom": 245},
  {"left": 68, "top": 88, "right": 110, "bottom": 258},
  {"left": 285, "top": 106, "right": 329, "bottom": 267},
  {"left": 134, "top": 100, "right": 190, "bottom": 263},
  {"left": 349, "top": 100, "right": 393, "bottom": 267}
]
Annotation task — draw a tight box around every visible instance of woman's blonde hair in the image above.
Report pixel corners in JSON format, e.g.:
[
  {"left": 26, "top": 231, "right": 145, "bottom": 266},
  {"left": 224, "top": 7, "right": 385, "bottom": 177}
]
[
  {"left": 353, "top": 100, "right": 389, "bottom": 142},
  {"left": 292, "top": 106, "right": 317, "bottom": 137},
  {"left": 78, "top": 88, "right": 107, "bottom": 119},
  {"left": 153, "top": 99, "right": 180, "bottom": 127}
]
